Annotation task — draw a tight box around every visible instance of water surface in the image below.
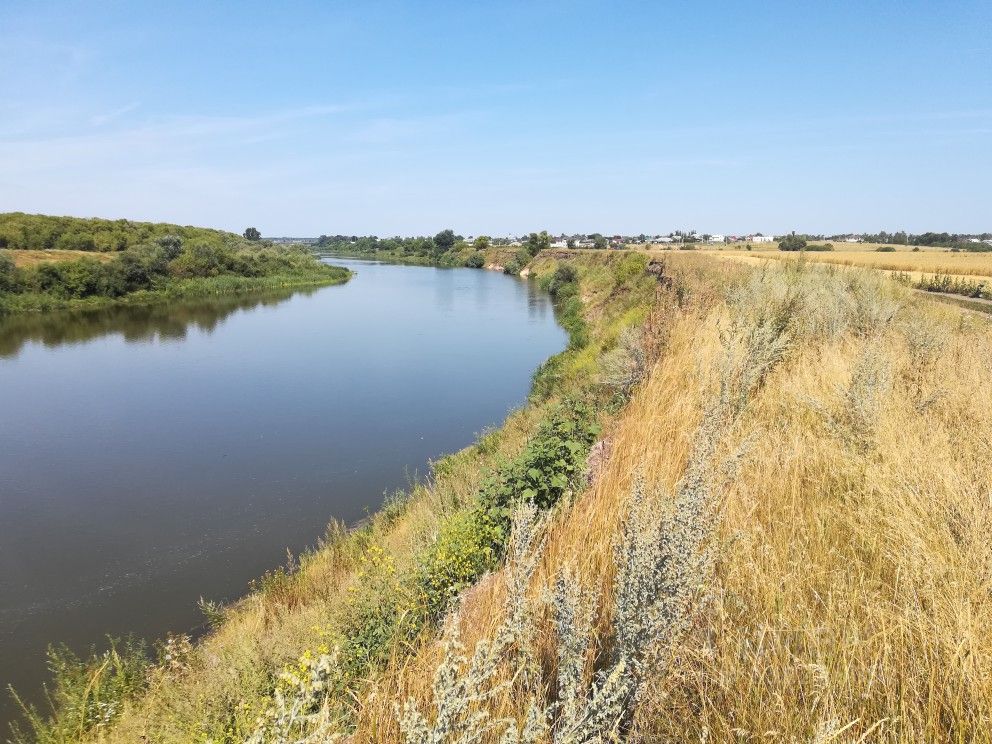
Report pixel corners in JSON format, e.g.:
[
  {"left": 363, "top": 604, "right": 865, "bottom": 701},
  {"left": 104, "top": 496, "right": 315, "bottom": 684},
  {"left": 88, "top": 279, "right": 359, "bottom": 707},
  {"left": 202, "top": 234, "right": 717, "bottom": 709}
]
[{"left": 0, "top": 259, "right": 565, "bottom": 727}]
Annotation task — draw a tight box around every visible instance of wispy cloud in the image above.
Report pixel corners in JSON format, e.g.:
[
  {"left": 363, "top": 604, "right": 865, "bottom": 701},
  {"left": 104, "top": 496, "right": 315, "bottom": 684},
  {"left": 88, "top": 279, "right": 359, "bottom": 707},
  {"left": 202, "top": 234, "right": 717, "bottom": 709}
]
[{"left": 89, "top": 102, "right": 141, "bottom": 127}]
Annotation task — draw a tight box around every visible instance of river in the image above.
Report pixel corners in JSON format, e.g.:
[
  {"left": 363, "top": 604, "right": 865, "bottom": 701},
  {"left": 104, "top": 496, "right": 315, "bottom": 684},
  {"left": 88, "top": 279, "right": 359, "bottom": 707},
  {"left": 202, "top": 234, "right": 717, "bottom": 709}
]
[{"left": 0, "top": 258, "right": 565, "bottom": 729}]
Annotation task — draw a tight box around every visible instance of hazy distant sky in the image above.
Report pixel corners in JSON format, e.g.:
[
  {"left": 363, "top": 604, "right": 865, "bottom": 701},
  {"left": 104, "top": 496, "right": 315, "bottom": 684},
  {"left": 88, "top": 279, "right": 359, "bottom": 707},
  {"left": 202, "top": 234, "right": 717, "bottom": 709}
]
[{"left": 2, "top": 1, "right": 990, "bottom": 236}]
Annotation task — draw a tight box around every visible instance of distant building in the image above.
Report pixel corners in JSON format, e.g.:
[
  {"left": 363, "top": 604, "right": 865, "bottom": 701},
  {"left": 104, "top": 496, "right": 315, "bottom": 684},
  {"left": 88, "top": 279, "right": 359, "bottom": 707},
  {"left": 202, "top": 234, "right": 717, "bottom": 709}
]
[
  {"left": 749, "top": 235, "right": 774, "bottom": 244},
  {"left": 708, "top": 234, "right": 725, "bottom": 243}
]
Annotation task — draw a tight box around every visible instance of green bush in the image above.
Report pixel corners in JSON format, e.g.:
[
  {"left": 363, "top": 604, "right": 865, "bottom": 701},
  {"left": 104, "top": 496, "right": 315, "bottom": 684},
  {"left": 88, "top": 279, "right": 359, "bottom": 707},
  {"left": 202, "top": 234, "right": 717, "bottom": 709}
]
[
  {"left": 337, "top": 544, "right": 413, "bottom": 675},
  {"left": 876, "top": 246, "right": 896, "bottom": 252},
  {"left": 547, "top": 264, "right": 578, "bottom": 297},
  {"left": 54, "top": 231, "right": 97, "bottom": 252},
  {"left": 464, "top": 252, "right": 485, "bottom": 268},
  {"left": 415, "top": 509, "right": 501, "bottom": 619},
  {"left": 779, "top": 234, "right": 808, "bottom": 251},
  {"left": 612, "top": 252, "right": 648, "bottom": 285},
  {"left": 478, "top": 402, "right": 598, "bottom": 515},
  {"left": 0, "top": 252, "right": 15, "bottom": 291},
  {"left": 9, "top": 638, "right": 149, "bottom": 744},
  {"left": 155, "top": 235, "right": 183, "bottom": 260},
  {"left": 416, "top": 402, "right": 599, "bottom": 619}
]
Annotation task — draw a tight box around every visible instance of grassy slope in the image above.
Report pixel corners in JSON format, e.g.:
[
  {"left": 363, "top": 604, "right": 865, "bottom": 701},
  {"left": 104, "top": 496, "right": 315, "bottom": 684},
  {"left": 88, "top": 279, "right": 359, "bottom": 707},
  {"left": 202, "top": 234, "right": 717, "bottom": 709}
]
[
  {"left": 368, "top": 255, "right": 991, "bottom": 742},
  {"left": 32, "top": 251, "right": 992, "bottom": 742}
]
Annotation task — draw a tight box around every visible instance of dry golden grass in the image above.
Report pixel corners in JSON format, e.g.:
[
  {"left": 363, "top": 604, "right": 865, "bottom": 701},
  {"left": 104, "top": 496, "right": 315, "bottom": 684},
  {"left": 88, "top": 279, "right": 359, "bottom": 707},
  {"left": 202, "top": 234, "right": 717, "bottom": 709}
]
[
  {"left": 634, "top": 270, "right": 992, "bottom": 742},
  {"left": 352, "top": 255, "right": 992, "bottom": 742},
  {"left": 2, "top": 249, "right": 116, "bottom": 267}
]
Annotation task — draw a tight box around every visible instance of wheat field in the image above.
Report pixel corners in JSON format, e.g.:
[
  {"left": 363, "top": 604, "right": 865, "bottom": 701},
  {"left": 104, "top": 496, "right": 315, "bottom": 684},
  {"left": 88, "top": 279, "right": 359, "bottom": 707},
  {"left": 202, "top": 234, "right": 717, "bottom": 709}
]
[{"left": 682, "top": 246, "right": 992, "bottom": 281}]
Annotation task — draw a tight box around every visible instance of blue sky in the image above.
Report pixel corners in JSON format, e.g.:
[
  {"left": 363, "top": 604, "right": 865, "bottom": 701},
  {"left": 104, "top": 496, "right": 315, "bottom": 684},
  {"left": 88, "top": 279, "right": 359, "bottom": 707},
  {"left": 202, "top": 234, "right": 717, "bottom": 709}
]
[{"left": 2, "top": 1, "right": 990, "bottom": 236}]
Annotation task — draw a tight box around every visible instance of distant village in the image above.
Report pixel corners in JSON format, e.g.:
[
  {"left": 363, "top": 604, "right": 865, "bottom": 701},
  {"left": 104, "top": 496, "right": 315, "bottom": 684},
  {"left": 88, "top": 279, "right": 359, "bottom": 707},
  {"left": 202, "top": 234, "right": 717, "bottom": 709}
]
[
  {"left": 268, "top": 230, "right": 992, "bottom": 249},
  {"left": 485, "top": 232, "right": 775, "bottom": 249}
]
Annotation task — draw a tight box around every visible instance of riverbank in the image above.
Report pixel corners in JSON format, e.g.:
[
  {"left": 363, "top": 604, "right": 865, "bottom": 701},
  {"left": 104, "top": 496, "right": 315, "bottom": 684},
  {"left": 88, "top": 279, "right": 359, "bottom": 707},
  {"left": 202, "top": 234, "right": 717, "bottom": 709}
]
[{"left": 0, "top": 266, "right": 350, "bottom": 314}]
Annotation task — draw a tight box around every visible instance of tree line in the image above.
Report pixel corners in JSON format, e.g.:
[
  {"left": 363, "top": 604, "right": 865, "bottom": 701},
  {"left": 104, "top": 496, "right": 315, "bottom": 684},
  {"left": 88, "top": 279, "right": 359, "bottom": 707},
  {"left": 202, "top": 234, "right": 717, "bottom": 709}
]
[{"left": 0, "top": 212, "right": 249, "bottom": 253}]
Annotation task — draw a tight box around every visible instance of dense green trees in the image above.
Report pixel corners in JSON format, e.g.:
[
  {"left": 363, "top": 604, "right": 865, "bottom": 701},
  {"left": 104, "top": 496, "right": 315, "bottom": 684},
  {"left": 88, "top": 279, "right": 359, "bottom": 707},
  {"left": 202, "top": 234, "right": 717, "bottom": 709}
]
[
  {"left": 243, "top": 227, "right": 261, "bottom": 241},
  {"left": 853, "top": 230, "right": 990, "bottom": 251}
]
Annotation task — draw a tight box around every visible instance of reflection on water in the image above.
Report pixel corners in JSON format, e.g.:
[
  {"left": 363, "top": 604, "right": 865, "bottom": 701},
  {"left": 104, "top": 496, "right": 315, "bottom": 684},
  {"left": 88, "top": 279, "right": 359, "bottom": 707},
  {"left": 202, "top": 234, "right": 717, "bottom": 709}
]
[
  {"left": 0, "top": 289, "right": 315, "bottom": 358},
  {"left": 0, "top": 260, "right": 565, "bottom": 729}
]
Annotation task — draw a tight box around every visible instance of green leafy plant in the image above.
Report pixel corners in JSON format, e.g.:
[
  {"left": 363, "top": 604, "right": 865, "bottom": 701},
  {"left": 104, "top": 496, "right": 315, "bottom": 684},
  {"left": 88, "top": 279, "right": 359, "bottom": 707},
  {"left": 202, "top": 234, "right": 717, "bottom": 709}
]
[{"left": 9, "top": 638, "right": 149, "bottom": 744}]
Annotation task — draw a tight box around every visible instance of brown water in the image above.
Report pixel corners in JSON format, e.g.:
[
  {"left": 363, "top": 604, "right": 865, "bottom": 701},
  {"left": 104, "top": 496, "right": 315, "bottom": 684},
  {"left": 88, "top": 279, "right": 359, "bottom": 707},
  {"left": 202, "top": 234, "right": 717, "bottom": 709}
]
[{"left": 0, "top": 258, "right": 565, "bottom": 729}]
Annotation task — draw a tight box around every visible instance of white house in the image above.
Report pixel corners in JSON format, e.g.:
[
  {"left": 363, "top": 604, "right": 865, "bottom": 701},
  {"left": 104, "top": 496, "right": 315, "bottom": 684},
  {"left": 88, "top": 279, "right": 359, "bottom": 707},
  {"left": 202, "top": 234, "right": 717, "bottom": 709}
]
[
  {"left": 750, "top": 235, "right": 774, "bottom": 244},
  {"left": 708, "top": 234, "right": 725, "bottom": 243}
]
